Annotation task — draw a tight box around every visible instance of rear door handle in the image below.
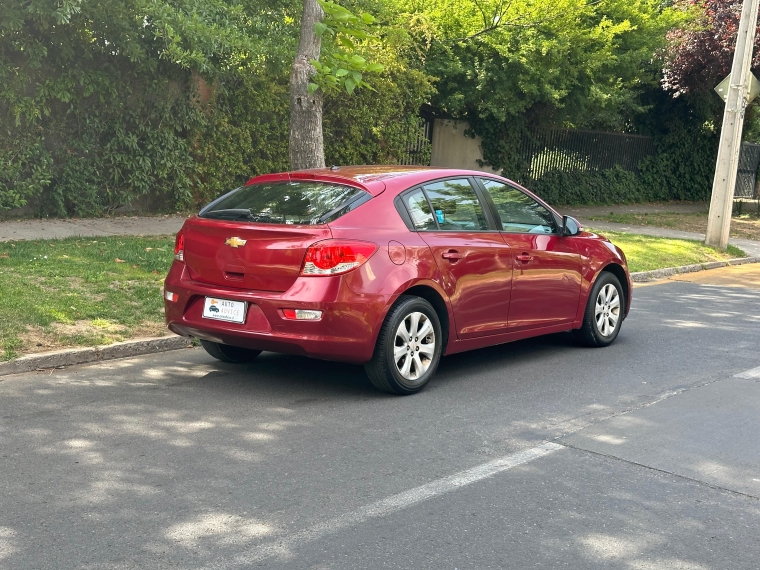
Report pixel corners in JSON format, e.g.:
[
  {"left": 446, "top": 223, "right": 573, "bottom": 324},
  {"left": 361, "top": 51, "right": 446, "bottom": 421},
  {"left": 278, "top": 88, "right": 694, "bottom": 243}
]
[
  {"left": 516, "top": 254, "right": 533, "bottom": 262},
  {"left": 442, "top": 251, "right": 462, "bottom": 261}
]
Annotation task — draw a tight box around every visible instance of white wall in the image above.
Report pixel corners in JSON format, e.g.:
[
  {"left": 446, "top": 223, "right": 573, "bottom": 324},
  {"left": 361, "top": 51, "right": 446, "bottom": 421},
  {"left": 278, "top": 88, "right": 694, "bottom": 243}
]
[{"left": 430, "top": 119, "right": 500, "bottom": 174}]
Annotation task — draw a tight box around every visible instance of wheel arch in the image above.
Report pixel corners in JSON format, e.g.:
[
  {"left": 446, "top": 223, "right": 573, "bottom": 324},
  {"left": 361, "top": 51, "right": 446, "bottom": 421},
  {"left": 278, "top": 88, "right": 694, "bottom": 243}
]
[
  {"left": 598, "top": 263, "right": 630, "bottom": 316},
  {"left": 398, "top": 284, "right": 452, "bottom": 353}
]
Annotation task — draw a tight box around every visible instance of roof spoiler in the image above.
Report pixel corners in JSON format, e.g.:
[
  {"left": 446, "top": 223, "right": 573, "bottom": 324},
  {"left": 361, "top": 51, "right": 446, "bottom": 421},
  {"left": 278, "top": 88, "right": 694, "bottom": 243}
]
[{"left": 244, "top": 171, "right": 378, "bottom": 195}]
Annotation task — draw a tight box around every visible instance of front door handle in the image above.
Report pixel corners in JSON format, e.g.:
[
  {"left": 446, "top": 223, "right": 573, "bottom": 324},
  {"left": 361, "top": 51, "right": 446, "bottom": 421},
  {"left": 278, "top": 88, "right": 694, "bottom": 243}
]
[
  {"left": 516, "top": 253, "right": 533, "bottom": 262},
  {"left": 442, "top": 250, "right": 462, "bottom": 261}
]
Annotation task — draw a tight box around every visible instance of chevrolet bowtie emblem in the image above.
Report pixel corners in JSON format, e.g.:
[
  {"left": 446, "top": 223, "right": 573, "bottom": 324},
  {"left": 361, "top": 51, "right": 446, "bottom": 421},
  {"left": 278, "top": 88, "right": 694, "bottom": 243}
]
[{"left": 224, "top": 237, "right": 247, "bottom": 248}]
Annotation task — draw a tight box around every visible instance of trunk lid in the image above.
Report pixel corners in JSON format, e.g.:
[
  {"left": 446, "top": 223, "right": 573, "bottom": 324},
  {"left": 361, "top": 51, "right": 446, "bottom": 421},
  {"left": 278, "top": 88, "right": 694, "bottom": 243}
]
[{"left": 182, "top": 217, "right": 331, "bottom": 292}]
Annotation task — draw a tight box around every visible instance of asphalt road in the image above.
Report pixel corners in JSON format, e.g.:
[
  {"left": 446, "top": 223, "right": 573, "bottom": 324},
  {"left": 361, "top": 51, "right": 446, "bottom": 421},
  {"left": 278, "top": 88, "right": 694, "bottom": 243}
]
[{"left": 1, "top": 270, "right": 759, "bottom": 569}]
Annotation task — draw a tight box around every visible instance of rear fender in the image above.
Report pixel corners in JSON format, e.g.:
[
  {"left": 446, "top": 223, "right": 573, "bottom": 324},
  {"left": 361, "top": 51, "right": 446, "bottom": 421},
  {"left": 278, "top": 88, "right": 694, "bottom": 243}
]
[{"left": 371, "top": 278, "right": 456, "bottom": 356}]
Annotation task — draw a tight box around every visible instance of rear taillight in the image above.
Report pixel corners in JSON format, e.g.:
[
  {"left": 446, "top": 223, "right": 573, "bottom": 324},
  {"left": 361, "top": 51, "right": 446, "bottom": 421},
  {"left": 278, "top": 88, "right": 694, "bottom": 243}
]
[
  {"left": 301, "top": 240, "right": 377, "bottom": 276},
  {"left": 174, "top": 232, "right": 185, "bottom": 262}
]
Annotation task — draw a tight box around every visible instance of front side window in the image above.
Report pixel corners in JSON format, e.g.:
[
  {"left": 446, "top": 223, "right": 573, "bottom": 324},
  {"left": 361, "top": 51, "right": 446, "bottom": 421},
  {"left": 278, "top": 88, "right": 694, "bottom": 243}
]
[
  {"left": 422, "top": 179, "right": 489, "bottom": 231},
  {"left": 200, "top": 181, "right": 369, "bottom": 225},
  {"left": 480, "top": 179, "right": 556, "bottom": 234}
]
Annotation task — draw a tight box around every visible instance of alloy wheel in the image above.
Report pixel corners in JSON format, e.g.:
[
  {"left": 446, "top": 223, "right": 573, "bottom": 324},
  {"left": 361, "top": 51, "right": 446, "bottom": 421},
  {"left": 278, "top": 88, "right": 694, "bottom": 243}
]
[
  {"left": 393, "top": 311, "right": 436, "bottom": 381},
  {"left": 595, "top": 283, "right": 621, "bottom": 337}
]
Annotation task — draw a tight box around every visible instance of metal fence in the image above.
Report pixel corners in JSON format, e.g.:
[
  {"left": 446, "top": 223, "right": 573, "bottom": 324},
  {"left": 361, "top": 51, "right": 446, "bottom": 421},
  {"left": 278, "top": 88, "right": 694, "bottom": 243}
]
[
  {"left": 517, "top": 128, "right": 656, "bottom": 182},
  {"left": 735, "top": 142, "right": 760, "bottom": 199},
  {"left": 399, "top": 118, "right": 433, "bottom": 166},
  {"left": 399, "top": 121, "right": 760, "bottom": 200}
]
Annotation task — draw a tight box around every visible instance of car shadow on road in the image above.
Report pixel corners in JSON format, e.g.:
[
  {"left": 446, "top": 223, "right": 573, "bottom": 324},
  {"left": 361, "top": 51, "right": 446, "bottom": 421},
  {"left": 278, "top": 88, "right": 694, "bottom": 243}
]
[
  {"left": 432, "top": 331, "right": 607, "bottom": 383},
  {"left": 190, "top": 352, "right": 380, "bottom": 398},
  {"left": 184, "top": 328, "right": 639, "bottom": 401},
  {"left": 187, "top": 331, "right": 589, "bottom": 398}
]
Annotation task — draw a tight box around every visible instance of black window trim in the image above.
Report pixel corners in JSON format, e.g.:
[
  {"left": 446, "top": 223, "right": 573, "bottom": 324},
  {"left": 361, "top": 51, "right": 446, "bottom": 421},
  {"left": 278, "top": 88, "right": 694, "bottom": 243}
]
[
  {"left": 199, "top": 186, "right": 244, "bottom": 216},
  {"left": 315, "top": 190, "right": 372, "bottom": 224},
  {"left": 395, "top": 176, "right": 501, "bottom": 233},
  {"left": 474, "top": 177, "right": 562, "bottom": 236}
]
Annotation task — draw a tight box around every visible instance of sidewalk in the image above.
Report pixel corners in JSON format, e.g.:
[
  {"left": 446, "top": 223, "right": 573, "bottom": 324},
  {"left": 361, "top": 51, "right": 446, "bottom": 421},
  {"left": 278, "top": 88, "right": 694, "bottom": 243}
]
[
  {"left": 0, "top": 202, "right": 713, "bottom": 242},
  {"left": 0, "top": 215, "right": 187, "bottom": 242},
  {"left": 563, "top": 202, "right": 760, "bottom": 255},
  {"left": 578, "top": 219, "right": 760, "bottom": 257},
  {"left": 564, "top": 202, "right": 710, "bottom": 217},
  {"left": 2, "top": 206, "right": 759, "bottom": 257}
]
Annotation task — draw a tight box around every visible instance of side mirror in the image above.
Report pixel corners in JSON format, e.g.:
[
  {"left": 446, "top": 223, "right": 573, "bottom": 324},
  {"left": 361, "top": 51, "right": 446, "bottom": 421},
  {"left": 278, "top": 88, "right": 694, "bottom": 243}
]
[{"left": 562, "top": 215, "right": 582, "bottom": 237}]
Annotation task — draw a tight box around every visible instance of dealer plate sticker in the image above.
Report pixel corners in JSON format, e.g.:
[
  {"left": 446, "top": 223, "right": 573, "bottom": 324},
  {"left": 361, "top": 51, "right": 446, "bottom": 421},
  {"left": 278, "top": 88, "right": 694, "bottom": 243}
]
[{"left": 202, "top": 297, "right": 247, "bottom": 324}]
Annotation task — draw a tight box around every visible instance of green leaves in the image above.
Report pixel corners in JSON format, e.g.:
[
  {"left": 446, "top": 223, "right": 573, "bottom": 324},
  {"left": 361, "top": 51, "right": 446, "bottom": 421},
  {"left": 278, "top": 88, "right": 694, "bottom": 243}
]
[
  {"left": 0, "top": 0, "right": 287, "bottom": 215},
  {"left": 393, "top": 0, "right": 691, "bottom": 174},
  {"left": 309, "top": 1, "right": 385, "bottom": 96},
  {"left": 0, "top": 0, "right": 430, "bottom": 217},
  {"left": 314, "top": 22, "right": 328, "bottom": 38}
]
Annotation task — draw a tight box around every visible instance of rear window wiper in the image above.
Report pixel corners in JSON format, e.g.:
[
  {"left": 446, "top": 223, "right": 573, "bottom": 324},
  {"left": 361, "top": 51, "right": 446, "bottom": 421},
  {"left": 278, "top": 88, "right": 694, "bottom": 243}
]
[{"left": 202, "top": 209, "right": 255, "bottom": 221}]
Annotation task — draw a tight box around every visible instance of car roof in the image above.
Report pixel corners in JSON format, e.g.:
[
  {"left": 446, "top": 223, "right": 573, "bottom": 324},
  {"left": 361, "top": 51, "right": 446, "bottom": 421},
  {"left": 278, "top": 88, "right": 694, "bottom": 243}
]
[{"left": 245, "top": 166, "right": 511, "bottom": 197}]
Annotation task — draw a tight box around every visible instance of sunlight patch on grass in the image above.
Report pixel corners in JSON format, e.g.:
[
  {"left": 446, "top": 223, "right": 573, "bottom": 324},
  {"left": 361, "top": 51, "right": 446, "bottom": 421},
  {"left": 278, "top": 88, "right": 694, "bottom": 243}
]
[{"left": 591, "top": 230, "right": 746, "bottom": 273}]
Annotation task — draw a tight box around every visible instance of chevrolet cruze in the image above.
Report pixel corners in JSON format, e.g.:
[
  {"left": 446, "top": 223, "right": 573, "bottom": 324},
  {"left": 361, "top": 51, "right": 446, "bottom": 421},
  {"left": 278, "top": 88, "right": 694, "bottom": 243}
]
[{"left": 164, "top": 166, "right": 631, "bottom": 394}]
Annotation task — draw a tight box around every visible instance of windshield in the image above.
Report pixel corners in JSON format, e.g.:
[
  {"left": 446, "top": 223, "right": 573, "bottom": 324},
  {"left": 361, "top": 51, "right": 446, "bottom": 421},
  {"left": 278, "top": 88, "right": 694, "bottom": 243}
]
[{"left": 200, "top": 181, "right": 370, "bottom": 225}]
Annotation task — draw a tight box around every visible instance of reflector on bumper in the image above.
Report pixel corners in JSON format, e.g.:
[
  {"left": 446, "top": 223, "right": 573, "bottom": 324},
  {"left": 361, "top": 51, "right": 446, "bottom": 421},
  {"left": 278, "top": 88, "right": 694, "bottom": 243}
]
[{"left": 281, "top": 309, "right": 323, "bottom": 321}]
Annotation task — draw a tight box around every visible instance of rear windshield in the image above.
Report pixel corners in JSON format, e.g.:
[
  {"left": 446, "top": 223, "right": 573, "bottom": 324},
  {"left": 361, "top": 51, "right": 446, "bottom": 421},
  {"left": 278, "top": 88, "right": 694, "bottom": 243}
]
[{"left": 199, "top": 181, "right": 370, "bottom": 225}]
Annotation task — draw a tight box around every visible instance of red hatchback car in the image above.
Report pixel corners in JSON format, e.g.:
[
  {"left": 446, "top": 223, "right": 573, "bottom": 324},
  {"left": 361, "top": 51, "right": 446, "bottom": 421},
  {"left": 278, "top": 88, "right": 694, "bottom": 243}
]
[{"left": 164, "top": 166, "right": 631, "bottom": 394}]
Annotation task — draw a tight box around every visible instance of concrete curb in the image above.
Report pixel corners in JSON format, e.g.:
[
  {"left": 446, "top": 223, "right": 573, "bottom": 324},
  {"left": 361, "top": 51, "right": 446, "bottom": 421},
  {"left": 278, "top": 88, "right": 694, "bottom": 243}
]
[
  {"left": 631, "top": 256, "right": 760, "bottom": 283},
  {"left": 0, "top": 335, "right": 194, "bottom": 377}
]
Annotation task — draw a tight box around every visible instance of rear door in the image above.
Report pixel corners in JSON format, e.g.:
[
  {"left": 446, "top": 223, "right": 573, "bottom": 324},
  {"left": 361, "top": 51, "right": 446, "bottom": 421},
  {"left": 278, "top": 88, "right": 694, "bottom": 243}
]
[
  {"left": 183, "top": 180, "right": 368, "bottom": 292},
  {"left": 183, "top": 220, "right": 330, "bottom": 292},
  {"left": 477, "top": 178, "right": 582, "bottom": 331},
  {"left": 401, "top": 178, "right": 512, "bottom": 340}
]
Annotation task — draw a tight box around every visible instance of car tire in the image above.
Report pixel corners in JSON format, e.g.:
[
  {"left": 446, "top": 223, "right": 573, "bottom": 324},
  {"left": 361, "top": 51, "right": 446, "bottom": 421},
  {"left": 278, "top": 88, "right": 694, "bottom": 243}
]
[
  {"left": 574, "top": 271, "right": 625, "bottom": 347},
  {"left": 200, "top": 340, "right": 262, "bottom": 363},
  {"left": 364, "top": 296, "right": 443, "bottom": 395}
]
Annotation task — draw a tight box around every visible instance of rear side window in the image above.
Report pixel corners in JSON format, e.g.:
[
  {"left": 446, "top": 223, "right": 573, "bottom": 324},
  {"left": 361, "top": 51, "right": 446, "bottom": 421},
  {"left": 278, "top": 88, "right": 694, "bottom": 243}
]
[
  {"left": 402, "top": 189, "right": 437, "bottom": 230},
  {"left": 200, "top": 181, "right": 369, "bottom": 225}
]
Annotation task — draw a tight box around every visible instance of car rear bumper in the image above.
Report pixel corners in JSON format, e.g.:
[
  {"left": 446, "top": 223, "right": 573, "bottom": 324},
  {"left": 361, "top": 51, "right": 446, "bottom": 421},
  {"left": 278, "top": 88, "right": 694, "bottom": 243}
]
[{"left": 164, "top": 263, "right": 389, "bottom": 364}]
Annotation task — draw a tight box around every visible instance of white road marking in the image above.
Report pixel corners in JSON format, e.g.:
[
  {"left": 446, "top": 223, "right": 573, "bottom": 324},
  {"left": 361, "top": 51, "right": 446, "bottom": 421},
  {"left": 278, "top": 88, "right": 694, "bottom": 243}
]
[
  {"left": 734, "top": 366, "right": 760, "bottom": 379},
  {"left": 208, "top": 441, "right": 563, "bottom": 568}
]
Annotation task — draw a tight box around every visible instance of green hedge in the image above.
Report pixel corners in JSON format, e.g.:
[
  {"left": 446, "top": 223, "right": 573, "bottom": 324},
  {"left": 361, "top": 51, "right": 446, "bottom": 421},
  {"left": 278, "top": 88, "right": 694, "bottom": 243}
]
[
  {"left": 524, "top": 127, "right": 719, "bottom": 206},
  {"left": 0, "top": 0, "right": 433, "bottom": 218},
  {"left": 527, "top": 167, "right": 645, "bottom": 206}
]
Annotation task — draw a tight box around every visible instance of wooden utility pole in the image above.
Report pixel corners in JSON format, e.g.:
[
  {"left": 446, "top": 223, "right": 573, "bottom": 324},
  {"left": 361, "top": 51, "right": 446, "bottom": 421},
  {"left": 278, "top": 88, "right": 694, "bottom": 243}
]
[{"left": 706, "top": 0, "right": 760, "bottom": 249}]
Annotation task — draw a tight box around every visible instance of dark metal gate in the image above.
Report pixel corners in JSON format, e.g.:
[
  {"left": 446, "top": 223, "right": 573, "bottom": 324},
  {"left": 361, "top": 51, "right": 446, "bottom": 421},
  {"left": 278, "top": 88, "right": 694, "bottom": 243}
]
[
  {"left": 517, "top": 128, "right": 656, "bottom": 182},
  {"left": 735, "top": 142, "right": 760, "bottom": 199},
  {"left": 400, "top": 117, "right": 433, "bottom": 166}
]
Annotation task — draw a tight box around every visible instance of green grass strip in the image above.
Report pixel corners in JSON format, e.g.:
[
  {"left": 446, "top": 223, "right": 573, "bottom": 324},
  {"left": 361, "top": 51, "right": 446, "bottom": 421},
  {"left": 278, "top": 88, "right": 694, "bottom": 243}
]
[
  {"left": 0, "top": 236, "right": 175, "bottom": 360},
  {"left": 0, "top": 232, "right": 747, "bottom": 360},
  {"left": 591, "top": 230, "right": 745, "bottom": 273}
]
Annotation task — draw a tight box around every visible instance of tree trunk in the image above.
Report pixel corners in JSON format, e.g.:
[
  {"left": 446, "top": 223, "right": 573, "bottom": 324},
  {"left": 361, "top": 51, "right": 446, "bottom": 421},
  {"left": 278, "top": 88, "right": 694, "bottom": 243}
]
[{"left": 289, "top": 0, "right": 325, "bottom": 170}]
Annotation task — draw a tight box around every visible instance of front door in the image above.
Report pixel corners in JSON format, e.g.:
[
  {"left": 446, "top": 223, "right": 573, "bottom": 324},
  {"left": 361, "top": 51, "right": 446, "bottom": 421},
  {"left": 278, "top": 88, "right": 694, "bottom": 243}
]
[
  {"left": 478, "top": 178, "right": 582, "bottom": 331},
  {"left": 401, "top": 179, "right": 512, "bottom": 339}
]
